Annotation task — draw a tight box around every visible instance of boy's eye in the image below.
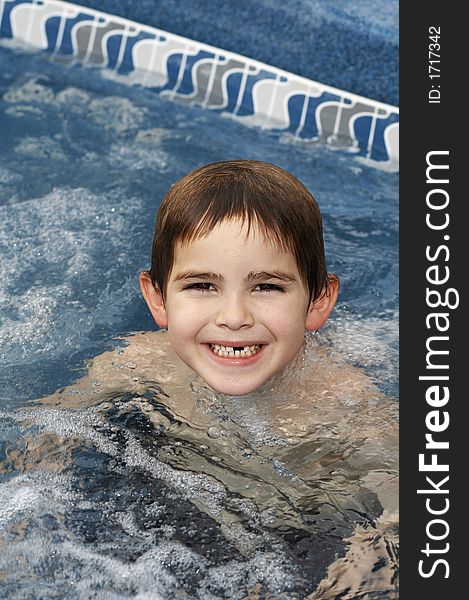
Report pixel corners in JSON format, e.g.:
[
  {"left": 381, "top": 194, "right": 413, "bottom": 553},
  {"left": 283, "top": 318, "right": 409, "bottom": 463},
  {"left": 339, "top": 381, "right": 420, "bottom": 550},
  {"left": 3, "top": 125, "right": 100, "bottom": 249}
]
[
  {"left": 184, "top": 282, "right": 216, "bottom": 292},
  {"left": 253, "top": 283, "right": 286, "bottom": 293}
]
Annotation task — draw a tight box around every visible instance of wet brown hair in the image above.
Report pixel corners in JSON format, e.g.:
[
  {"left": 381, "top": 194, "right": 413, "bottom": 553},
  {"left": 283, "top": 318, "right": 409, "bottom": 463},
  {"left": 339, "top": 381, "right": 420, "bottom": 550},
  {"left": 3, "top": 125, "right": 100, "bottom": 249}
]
[{"left": 147, "top": 160, "right": 337, "bottom": 301}]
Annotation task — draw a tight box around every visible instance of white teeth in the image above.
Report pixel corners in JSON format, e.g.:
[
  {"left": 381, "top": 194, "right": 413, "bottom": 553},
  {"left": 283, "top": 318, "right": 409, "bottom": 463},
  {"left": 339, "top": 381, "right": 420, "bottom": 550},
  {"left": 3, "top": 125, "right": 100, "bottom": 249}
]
[{"left": 209, "top": 344, "right": 262, "bottom": 358}]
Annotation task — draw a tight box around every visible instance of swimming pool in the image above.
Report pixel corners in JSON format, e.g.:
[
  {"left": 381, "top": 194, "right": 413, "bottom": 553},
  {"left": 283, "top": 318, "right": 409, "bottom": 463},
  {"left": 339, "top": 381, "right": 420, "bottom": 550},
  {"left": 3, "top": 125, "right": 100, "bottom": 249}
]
[{"left": 0, "top": 3, "right": 398, "bottom": 599}]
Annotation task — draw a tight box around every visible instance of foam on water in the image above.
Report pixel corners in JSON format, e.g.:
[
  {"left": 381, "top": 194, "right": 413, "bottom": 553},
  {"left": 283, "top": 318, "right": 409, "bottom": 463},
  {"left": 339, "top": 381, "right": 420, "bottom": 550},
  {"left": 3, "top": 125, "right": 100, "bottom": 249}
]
[
  {"left": 319, "top": 310, "right": 399, "bottom": 396},
  {"left": 0, "top": 404, "right": 317, "bottom": 598},
  {"left": 0, "top": 187, "right": 142, "bottom": 365},
  {"left": 4, "top": 75, "right": 143, "bottom": 132}
]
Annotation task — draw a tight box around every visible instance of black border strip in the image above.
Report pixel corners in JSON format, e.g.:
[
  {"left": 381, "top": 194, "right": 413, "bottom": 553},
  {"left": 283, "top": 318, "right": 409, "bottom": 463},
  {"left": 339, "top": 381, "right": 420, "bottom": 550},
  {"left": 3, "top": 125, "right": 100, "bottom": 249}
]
[{"left": 400, "top": 3, "right": 463, "bottom": 596}]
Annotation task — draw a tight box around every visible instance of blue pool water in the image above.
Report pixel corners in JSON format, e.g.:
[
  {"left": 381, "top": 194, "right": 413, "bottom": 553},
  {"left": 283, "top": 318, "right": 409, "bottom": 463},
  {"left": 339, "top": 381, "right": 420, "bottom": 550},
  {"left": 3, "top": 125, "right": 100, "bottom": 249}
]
[{"left": 0, "top": 41, "right": 398, "bottom": 599}]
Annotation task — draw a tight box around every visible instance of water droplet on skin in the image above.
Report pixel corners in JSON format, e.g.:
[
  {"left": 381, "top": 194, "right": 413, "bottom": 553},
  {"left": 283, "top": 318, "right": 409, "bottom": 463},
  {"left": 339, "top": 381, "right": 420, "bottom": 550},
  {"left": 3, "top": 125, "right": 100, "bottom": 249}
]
[{"left": 207, "top": 426, "right": 221, "bottom": 439}]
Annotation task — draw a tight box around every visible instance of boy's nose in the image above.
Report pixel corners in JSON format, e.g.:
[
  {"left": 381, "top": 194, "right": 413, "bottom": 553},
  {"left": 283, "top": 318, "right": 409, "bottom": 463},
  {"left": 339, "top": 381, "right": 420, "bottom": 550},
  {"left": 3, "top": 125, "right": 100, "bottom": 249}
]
[{"left": 215, "top": 294, "right": 254, "bottom": 330}]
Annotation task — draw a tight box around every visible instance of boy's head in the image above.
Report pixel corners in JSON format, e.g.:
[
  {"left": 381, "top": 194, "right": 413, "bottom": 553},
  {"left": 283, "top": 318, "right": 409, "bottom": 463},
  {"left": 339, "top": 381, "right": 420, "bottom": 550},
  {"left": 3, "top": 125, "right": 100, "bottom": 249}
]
[{"left": 141, "top": 160, "right": 338, "bottom": 395}]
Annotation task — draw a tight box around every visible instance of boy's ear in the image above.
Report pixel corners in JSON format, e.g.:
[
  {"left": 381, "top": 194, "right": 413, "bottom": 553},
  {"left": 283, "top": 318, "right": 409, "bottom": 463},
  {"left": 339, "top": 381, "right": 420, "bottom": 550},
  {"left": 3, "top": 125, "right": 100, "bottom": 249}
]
[
  {"left": 139, "top": 272, "right": 168, "bottom": 328},
  {"left": 305, "top": 275, "right": 339, "bottom": 331}
]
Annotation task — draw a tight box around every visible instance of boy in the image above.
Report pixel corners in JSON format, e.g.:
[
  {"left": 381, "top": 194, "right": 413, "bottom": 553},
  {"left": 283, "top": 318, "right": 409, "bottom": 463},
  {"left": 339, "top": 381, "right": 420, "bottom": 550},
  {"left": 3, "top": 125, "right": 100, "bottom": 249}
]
[
  {"left": 30, "top": 160, "right": 398, "bottom": 596},
  {"left": 42, "top": 159, "right": 396, "bottom": 471},
  {"left": 139, "top": 159, "right": 339, "bottom": 396}
]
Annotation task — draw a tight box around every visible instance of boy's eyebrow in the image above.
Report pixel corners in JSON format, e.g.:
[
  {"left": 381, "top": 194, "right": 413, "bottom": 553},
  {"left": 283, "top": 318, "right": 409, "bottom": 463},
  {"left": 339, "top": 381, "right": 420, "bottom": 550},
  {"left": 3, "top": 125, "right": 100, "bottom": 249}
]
[
  {"left": 173, "top": 270, "right": 297, "bottom": 282},
  {"left": 173, "top": 270, "right": 223, "bottom": 282},
  {"left": 246, "top": 271, "right": 297, "bottom": 282}
]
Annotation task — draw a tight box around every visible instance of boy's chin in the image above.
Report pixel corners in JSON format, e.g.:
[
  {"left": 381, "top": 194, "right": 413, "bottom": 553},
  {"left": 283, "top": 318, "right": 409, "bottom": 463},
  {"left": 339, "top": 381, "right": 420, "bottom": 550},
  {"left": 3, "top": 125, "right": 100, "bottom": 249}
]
[
  {"left": 197, "top": 373, "right": 276, "bottom": 397},
  {"left": 214, "top": 384, "right": 263, "bottom": 397}
]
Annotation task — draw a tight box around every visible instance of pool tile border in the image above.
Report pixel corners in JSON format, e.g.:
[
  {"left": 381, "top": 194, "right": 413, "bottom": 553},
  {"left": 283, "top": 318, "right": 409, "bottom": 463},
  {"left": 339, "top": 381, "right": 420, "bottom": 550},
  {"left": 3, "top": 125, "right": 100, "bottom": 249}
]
[{"left": 0, "top": 0, "right": 399, "bottom": 170}]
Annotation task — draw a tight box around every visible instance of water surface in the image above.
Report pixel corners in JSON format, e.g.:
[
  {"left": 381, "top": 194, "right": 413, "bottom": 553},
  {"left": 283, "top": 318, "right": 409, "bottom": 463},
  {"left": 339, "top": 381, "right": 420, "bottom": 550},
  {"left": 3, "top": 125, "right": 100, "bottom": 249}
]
[{"left": 0, "top": 45, "right": 398, "bottom": 599}]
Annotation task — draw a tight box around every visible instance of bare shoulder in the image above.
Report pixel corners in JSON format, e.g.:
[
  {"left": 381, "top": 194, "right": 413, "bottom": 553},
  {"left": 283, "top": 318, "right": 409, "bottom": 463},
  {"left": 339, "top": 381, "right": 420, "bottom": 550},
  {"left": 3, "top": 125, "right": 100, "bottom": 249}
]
[
  {"left": 273, "top": 341, "right": 398, "bottom": 458},
  {"left": 37, "top": 330, "right": 193, "bottom": 408},
  {"left": 301, "top": 342, "right": 396, "bottom": 412}
]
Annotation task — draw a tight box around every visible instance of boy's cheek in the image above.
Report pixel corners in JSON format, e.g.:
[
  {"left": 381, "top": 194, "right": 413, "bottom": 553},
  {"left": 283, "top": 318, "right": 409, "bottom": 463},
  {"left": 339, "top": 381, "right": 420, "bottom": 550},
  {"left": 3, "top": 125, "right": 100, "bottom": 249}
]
[{"left": 168, "top": 301, "right": 207, "bottom": 324}]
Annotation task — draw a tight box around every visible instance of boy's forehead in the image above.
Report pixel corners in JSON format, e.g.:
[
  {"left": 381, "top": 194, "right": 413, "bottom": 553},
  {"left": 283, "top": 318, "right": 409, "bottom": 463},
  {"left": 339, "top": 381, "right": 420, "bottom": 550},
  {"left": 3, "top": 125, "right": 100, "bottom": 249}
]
[
  {"left": 176, "top": 217, "right": 288, "bottom": 249},
  {"left": 171, "top": 221, "right": 300, "bottom": 277}
]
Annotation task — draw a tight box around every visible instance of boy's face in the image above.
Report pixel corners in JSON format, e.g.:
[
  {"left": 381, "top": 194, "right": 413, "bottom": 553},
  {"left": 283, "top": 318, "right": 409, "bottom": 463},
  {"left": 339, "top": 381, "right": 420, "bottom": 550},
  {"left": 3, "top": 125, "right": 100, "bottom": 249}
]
[{"left": 141, "top": 220, "right": 336, "bottom": 396}]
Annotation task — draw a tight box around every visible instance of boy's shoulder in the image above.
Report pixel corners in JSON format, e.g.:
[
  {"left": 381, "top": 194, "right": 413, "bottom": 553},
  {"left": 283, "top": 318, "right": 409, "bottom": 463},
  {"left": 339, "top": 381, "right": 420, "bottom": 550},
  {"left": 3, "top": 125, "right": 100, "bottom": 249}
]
[
  {"left": 39, "top": 330, "right": 192, "bottom": 409},
  {"left": 271, "top": 341, "right": 398, "bottom": 447},
  {"left": 93, "top": 330, "right": 198, "bottom": 382}
]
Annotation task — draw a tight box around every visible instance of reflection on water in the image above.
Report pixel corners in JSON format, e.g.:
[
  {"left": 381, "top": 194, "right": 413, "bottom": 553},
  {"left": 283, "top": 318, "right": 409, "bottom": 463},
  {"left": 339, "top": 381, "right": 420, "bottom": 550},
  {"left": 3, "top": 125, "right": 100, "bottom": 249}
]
[{"left": 0, "top": 333, "right": 398, "bottom": 598}]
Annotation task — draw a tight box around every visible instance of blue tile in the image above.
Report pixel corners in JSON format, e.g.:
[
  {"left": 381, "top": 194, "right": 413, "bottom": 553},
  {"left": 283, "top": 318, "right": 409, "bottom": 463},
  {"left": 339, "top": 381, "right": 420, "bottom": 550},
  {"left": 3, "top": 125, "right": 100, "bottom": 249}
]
[
  {"left": 0, "top": 0, "right": 34, "bottom": 39},
  {"left": 370, "top": 112, "right": 399, "bottom": 162},
  {"left": 296, "top": 92, "right": 341, "bottom": 140},
  {"left": 53, "top": 11, "right": 95, "bottom": 57},
  {"left": 235, "top": 69, "right": 276, "bottom": 117}
]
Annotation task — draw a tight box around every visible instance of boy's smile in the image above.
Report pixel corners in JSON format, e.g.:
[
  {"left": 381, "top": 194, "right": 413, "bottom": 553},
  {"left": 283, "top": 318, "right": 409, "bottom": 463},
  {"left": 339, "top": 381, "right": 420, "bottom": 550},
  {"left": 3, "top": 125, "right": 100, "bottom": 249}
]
[{"left": 141, "top": 219, "right": 335, "bottom": 396}]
